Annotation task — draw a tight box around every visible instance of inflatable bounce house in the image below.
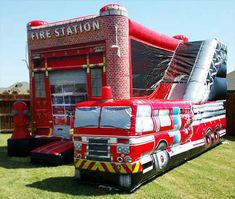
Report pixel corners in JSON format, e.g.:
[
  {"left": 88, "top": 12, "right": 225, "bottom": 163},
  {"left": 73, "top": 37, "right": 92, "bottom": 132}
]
[{"left": 8, "top": 4, "right": 227, "bottom": 190}]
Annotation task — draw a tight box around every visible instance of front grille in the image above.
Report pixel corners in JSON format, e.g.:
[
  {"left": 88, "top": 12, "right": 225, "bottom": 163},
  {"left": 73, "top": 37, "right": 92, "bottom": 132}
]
[{"left": 86, "top": 138, "right": 111, "bottom": 161}]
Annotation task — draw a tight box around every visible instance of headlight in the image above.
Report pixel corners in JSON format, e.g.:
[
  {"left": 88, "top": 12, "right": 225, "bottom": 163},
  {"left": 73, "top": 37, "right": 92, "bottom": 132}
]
[
  {"left": 116, "top": 145, "right": 130, "bottom": 154},
  {"left": 74, "top": 141, "right": 82, "bottom": 150}
]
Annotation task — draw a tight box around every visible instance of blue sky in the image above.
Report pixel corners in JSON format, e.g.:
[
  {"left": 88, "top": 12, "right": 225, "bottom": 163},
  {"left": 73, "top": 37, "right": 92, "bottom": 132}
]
[{"left": 0, "top": 0, "right": 235, "bottom": 87}]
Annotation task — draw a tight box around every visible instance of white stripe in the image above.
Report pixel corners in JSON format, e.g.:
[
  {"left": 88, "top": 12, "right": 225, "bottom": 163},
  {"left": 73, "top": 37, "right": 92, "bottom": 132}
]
[
  {"left": 193, "top": 105, "right": 224, "bottom": 113},
  {"left": 168, "top": 130, "right": 180, "bottom": 137},
  {"left": 194, "top": 110, "right": 226, "bottom": 120},
  {"left": 193, "top": 101, "right": 224, "bottom": 109},
  {"left": 192, "top": 114, "right": 225, "bottom": 126},
  {"left": 129, "top": 135, "right": 155, "bottom": 145},
  {"left": 218, "top": 129, "right": 226, "bottom": 137},
  {"left": 140, "top": 155, "right": 152, "bottom": 165},
  {"left": 143, "top": 166, "right": 153, "bottom": 174},
  {"left": 74, "top": 134, "right": 134, "bottom": 139},
  {"left": 193, "top": 141, "right": 205, "bottom": 147},
  {"left": 74, "top": 134, "right": 155, "bottom": 145},
  {"left": 192, "top": 139, "right": 205, "bottom": 145},
  {"left": 168, "top": 139, "right": 205, "bottom": 157}
]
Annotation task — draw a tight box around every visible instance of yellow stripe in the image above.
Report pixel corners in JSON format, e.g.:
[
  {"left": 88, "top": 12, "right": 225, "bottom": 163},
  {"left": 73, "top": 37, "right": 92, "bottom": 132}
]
[
  {"left": 75, "top": 159, "right": 83, "bottom": 168},
  {"left": 91, "top": 162, "right": 98, "bottom": 171},
  {"left": 83, "top": 160, "right": 91, "bottom": 169},
  {"left": 76, "top": 159, "right": 141, "bottom": 174},
  {"left": 69, "top": 128, "right": 74, "bottom": 135},
  {"left": 90, "top": 162, "right": 105, "bottom": 172},
  {"left": 127, "top": 163, "right": 132, "bottom": 171},
  {"left": 133, "top": 162, "right": 140, "bottom": 173},
  {"left": 86, "top": 54, "right": 90, "bottom": 69},
  {"left": 118, "top": 164, "right": 127, "bottom": 174},
  {"left": 97, "top": 163, "right": 105, "bottom": 172},
  {"left": 48, "top": 128, "right": 53, "bottom": 137},
  {"left": 103, "top": 65, "right": 106, "bottom": 73},
  {"left": 45, "top": 59, "right": 48, "bottom": 68},
  {"left": 105, "top": 162, "right": 115, "bottom": 173},
  {"left": 89, "top": 63, "right": 104, "bottom": 67}
]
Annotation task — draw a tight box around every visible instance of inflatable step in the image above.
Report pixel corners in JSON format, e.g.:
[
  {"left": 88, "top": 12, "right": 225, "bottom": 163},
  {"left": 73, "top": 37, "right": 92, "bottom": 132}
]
[
  {"left": 7, "top": 137, "right": 61, "bottom": 157},
  {"left": 30, "top": 140, "right": 74, "bottom": 166}
]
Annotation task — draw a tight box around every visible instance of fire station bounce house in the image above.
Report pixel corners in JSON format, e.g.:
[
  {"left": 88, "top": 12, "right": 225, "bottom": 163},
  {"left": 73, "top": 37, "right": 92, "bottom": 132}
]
[{"left": 8, "top": 4, "right": 227, "bottom": 191}]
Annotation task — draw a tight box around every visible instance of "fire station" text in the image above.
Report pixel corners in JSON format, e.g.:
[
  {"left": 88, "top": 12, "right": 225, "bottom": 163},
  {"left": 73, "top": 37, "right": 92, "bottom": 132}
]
[{"left": 30, "top": 20, "right": 100, "bottom": 40}]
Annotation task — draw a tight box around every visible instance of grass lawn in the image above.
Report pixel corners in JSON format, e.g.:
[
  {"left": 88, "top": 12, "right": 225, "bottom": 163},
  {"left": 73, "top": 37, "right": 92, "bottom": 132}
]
[{"left": 0, "top": 134, "right": 235, "bottom": 199}]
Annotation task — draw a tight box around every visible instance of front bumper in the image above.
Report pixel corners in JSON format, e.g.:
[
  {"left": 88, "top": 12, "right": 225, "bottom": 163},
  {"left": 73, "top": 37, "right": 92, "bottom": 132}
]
[{"left": 74, "top": 158, "right": 142, "bottom": 174}]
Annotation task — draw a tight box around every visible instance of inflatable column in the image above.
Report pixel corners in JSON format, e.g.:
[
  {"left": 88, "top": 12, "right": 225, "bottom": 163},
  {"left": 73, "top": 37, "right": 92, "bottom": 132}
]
[{"left": 7, "top": 100, "right": 32, "bottom": 157}]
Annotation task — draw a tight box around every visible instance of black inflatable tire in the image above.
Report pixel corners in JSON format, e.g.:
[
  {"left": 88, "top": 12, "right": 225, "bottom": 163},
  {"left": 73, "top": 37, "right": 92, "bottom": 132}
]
[
  {"left": 205, "top": 134, "right": 212, "bottom": 148},
  {"left": 155, "top": 141, "right": 167, "bottom": 152}
]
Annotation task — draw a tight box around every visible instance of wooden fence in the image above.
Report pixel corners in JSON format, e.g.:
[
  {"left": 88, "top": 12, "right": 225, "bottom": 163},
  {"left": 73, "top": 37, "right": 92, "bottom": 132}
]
[{"left": 0, "top": 94, "right": 30, "bottom": 133}]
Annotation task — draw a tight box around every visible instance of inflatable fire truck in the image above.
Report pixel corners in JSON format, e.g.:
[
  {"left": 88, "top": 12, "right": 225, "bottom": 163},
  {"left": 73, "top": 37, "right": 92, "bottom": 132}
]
[
  {"left": 72, "top": 5, "right": 227, "bottom": 191},
  {"left": 8, "top": 4, "right": 227, "bottom": 190}
]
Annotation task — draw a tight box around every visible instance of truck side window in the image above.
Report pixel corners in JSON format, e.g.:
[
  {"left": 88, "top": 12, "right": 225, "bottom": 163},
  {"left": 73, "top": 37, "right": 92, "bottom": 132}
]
[{"left": 91, "top": 68, "right": 102, "bottom": 96}]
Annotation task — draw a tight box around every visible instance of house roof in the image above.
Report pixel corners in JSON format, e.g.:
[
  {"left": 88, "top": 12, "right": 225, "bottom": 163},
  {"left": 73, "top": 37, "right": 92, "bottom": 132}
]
[
  {"left": 227, "top": 70, "right": 235, "bottom": 91},
  {"left": 0, "top": 81, "right": 29, "bottom": 94}
]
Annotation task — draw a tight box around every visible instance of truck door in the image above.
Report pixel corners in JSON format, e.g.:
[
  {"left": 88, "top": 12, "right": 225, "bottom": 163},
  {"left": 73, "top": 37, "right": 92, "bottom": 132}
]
[
  {"left": 32, "top": 72, "right": 52, "bottom": 136},
  {"left": 87, "top": 51, "right": 106, "bottom": 100}
]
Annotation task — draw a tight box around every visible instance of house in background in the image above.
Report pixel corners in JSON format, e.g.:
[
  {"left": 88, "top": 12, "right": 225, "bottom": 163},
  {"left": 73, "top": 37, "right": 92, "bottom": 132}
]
[
  {"left": 226, "top": 70, "right": 235, "bottom": 135},
  {"left": 227, "top": 70, "right": 235, "bottom": 91},
  {"left": 0, "top": 81, "right": 29, "bottom": 95}
]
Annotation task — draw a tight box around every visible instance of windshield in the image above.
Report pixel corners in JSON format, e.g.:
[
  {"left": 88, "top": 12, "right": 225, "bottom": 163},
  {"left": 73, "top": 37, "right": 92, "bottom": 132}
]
[
  {"left": 74, "top": 107, "right": 100, "bottom": 128},
  {"left": 100, "top": 106, "right": 132, "bottom": 129},
  {"left": 75, "top": 106, "right": 132, "bottom": 129}
]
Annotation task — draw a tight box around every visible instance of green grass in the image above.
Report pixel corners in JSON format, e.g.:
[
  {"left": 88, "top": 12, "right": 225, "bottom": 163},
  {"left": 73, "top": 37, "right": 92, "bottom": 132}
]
[{"left": 0, "top": 134, "right": 235, "bottom": 199}]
